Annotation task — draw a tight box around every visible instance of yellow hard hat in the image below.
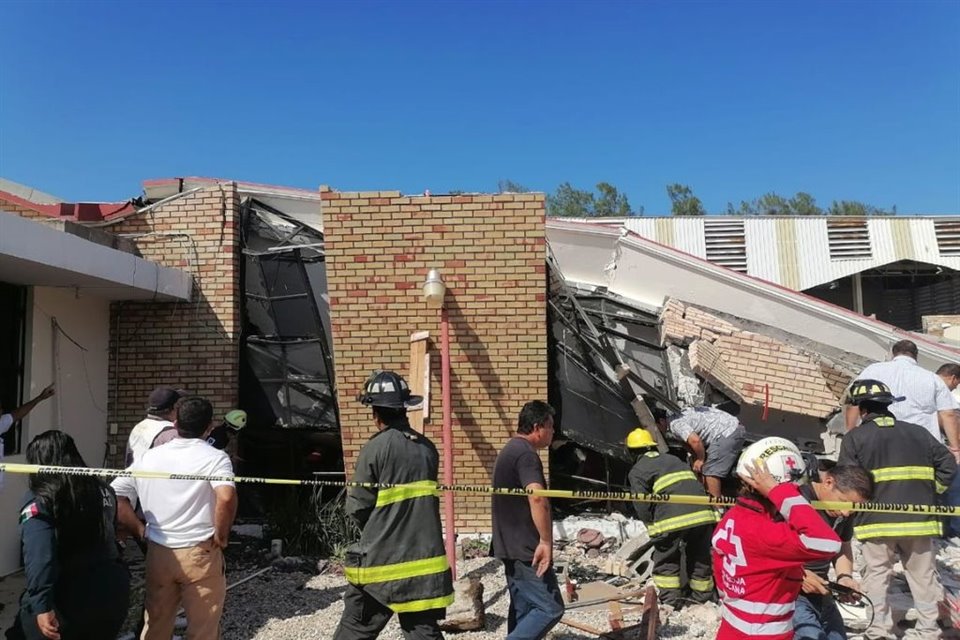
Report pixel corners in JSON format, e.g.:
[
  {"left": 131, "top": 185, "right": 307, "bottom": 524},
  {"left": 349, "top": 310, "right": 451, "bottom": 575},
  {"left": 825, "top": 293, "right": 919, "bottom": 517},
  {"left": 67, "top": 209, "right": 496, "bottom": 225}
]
[{"left": 625, "top": 428, "right": 657, "bottom": 449}]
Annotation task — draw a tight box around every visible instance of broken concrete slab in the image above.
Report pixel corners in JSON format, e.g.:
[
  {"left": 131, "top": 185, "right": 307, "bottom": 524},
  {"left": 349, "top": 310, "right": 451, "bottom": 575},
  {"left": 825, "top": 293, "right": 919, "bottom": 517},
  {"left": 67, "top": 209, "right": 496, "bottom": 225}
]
[
  {"left": 439, "top": 576, "right": 485, "bottom": 632},
  {"left": 688, "top": 339, "right": 744, "bottom": 403}
]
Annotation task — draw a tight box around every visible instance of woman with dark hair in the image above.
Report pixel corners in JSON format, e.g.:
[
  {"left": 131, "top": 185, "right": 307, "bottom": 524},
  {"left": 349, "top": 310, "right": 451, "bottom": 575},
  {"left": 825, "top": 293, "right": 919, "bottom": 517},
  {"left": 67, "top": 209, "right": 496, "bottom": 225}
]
[{"left": 5, "top": 431, "right": 130, "bottom": 640}]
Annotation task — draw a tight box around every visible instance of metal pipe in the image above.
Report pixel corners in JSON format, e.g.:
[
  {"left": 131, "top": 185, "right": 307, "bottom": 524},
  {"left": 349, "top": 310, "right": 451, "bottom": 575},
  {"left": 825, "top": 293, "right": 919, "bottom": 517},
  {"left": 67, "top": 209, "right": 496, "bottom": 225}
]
[{"left": 441, "top": 305, "right": 456, "bottom": 580}]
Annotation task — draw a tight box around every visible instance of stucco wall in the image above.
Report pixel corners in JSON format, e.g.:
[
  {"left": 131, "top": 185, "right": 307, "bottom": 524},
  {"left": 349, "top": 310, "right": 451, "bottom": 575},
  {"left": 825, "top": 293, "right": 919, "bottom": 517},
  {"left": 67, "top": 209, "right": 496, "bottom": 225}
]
[{"left": 0, "top": 287, "right": 109, "bottom": 575}]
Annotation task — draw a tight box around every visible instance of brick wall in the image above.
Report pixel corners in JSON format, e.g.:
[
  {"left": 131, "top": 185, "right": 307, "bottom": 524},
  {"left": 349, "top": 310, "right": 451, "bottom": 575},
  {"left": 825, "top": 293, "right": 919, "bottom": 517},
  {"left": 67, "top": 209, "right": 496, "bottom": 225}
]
[
  {"left": 0, "top": 198, "right": 53, "bottom": 221},
  {"left": 662, "top": 299, "right": 854, "bottom": 418},
  {"left": 322, "top": 188, "right": 547, "bottom": 533},
  {"left": 104, "top": 184, "right": 241, "bottom": 463}
]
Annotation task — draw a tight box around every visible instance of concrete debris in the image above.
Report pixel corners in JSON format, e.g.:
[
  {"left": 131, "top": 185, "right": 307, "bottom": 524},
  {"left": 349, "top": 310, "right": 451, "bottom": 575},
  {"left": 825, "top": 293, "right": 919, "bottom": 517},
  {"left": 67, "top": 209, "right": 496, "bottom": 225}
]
[
  {"left": 554, "top": 514, "right": 647, "bottom": 545},
  {"left": 439, "top": 576, "right": 485, "bottom": 632},
  {"left": 666, "top": 345, "right": 705, "bottom": 407}
]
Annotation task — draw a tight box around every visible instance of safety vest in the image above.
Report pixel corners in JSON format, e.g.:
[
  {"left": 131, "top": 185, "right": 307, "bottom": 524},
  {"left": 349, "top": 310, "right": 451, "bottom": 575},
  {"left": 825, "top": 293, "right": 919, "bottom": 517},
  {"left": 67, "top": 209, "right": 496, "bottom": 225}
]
[
  {"left": 838, "top": 413, "right": 957, "bottom": 541},
  {"left": 628, "top": 451, "right": 718, "bottom": 537},
  {"left": 344, "top": 424, "right": 454, "bottom": 613}
]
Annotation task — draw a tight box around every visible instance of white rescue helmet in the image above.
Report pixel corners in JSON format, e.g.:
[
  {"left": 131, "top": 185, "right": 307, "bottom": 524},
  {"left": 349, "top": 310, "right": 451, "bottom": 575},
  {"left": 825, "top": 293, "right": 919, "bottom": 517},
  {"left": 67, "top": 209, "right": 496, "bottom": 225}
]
[{"left": 735, "top": 436, "right": 806, "bottom": 485}]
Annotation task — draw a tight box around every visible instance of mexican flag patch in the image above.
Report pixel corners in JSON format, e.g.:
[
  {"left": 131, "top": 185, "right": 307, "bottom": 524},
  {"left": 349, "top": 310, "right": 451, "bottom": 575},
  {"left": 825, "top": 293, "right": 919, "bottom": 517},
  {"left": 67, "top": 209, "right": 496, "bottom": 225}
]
[{"left": 19, "top": 503, "right": 39, "bottom": 524}]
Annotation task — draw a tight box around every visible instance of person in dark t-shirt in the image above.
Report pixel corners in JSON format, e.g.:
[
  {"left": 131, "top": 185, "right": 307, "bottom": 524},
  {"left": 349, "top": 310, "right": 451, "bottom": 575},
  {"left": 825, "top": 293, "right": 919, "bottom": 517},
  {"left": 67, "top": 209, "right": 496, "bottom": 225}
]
[
  {"left": 491, "top": 400, "right": 563, "bottom": 640},
  {"left": 794, "top": 463, "right": 874, "bottom": 640}
]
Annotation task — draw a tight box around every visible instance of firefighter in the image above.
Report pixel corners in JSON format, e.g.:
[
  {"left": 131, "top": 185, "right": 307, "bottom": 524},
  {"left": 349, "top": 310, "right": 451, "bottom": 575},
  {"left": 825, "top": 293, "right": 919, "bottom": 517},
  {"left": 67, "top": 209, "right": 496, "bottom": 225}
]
[
  {"left": 332, "top": 370, "right": 454, "bottom": 640},
  {"left": 625, "top": 428, "right": 717, "bottom": 608},
  {"left": 838, "top": 378, "right": 956, "bottom": 640},
  {"left": 713, "top": 437, "right": 842, "bottom": 640}
]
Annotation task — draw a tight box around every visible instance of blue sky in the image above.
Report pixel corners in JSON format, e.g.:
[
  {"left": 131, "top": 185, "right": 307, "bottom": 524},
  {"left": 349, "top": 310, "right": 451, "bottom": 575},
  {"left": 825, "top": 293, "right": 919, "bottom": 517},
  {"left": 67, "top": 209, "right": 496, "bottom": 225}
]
[{"left": 1, "top": 1, "right": 958, "bottom": 213}]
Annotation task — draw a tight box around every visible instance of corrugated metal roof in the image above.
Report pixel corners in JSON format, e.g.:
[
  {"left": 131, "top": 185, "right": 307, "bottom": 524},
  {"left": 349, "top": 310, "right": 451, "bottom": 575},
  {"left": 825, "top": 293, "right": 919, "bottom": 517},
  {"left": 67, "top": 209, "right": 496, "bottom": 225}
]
[{"left": 562, "top": 216, "right": 960, "bottom": 290}]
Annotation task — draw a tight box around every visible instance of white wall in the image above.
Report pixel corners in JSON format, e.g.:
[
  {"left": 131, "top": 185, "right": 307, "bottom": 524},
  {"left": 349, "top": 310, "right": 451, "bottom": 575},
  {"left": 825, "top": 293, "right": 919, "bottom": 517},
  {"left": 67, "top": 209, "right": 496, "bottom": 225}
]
[{"left": 0, "top": 287, "right": 109, "bottom": 575}]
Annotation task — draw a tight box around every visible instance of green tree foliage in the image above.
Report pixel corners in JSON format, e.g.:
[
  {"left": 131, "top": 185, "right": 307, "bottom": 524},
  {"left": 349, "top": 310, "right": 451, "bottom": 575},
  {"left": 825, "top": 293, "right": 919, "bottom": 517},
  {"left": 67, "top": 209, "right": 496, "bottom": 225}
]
[
  {"left": 497, "top": 179, "right": 530, "bottom": 193},
  {"left": 595, "top": 182, "right": 632, "bottom": 217},
  {"left": 726, "top": 191, "right": 895, "bottom": 216},
  {"left": 666, "top": 183, "right": 706, "bottom": 216},
  {"left": 827, "top": 200, "right": 896, "bottom": 216},
  {"left": 547, "top": 182, "right": 638, "bottom": 217}
]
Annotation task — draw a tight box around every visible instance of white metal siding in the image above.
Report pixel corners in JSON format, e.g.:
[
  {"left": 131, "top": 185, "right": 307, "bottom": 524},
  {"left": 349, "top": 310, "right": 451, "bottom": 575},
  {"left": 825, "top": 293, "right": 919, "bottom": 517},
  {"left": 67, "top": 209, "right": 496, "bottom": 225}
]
[
  {"left": 745, "top": 218, "right": 780, "bottom": 283},
  {"left": 564, "top": 216, "right": 960, "bottom": 290}
]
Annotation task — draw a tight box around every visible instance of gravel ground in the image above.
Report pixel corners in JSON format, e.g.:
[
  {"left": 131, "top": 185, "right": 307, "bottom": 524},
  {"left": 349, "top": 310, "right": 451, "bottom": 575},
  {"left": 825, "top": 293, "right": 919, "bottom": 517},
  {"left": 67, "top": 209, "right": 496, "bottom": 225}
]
[
  {"left": 108, "top": 533, "right": 960, "bottom": 639},
  {"left": 220, "top": 557, "right": 690, "bottom": 640}
]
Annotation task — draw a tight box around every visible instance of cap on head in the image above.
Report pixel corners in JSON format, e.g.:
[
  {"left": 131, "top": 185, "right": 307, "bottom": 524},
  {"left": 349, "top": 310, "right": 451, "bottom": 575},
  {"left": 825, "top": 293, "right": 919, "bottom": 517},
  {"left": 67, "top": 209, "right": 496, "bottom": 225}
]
[
  {"left": 846, "top": 379, "right": 903, "bottom": 407},
  {"left": 224, "top": 409, "right": 247, "bottom": 430},
  {"left": 625, "top": 428, "right": 657, "bottom": 450},
  {"left": 148, "top": 387, "right": 184, "bottom": 413},
  {"left": 357, "top": 370, "right": 423, "bottom": 409},
  {"left": 736, "top": 436, "right": 806, "bottom": 485}
]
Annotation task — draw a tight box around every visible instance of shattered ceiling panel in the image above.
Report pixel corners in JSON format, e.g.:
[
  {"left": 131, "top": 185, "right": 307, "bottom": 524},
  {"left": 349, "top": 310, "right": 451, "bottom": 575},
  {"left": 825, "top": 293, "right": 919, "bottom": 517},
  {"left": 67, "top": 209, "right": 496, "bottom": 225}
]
[
  {"left": 240, "top": 198, "right": 338, "bottom": 431},
  {"left": 547, "top": 255, "right": 676, "bottom": 461}
]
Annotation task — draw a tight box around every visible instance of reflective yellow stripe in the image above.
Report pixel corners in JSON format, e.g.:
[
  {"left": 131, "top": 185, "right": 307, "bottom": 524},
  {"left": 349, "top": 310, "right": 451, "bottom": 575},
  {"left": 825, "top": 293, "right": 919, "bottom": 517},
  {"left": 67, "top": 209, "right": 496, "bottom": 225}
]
[
  {"left": 375, "top": 480, "right": 439, "bottom": 507},
  {"left": 937, "top": 482, "right": 948, "bottom": 494},
  {"left": 647, "top": 509, "right": 718, "bottom": 536},
  {"left": 689, "top": 577, "right": 715, "bottom": 592},
  {"left": 389, "top": 593, "right": 455, "bottom": 613},
  {"left": 653, "top": 471, "right": 698, "bottom": 494},
  {"left": 653, "top": 574, "right": 681, "bottom": 589},
  {"left": 345, "top": 554, "right": 449, "bottom": 585},
  {"left": 871, "top": 466, "right": 934, "bottom": 483},
  {"left": 854, "top": 520, "right": 942, "bottom": 540}
]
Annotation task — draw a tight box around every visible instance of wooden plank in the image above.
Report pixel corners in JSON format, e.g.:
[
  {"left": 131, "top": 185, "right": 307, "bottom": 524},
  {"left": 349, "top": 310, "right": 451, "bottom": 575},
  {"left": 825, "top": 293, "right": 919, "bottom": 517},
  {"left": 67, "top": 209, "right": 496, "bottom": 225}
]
[{"left": 408, "top": 332, "right": 430, "bottom": 430}]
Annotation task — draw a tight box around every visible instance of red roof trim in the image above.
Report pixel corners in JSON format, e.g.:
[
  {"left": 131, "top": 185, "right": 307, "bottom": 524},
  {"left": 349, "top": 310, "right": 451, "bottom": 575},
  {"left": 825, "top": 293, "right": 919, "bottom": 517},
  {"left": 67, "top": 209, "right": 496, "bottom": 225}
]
[{"left": 0, "top": 190, "right": 136, "bottom": 222}]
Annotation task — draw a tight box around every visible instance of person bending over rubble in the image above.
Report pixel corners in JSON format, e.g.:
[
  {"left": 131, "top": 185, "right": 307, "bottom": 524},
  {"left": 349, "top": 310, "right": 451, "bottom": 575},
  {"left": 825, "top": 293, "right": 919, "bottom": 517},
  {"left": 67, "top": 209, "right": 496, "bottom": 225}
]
[
  {"left": 625, "top": 427, "right": 718, "bottom": 608},
  {"left": 652, "top": 405, "right": 745, "bottom": 498},
  {"left": 712, "top": 437, "right": 842, "bottom": 640},
  {"left": 792, "top": 462, "right": 874, "bottom": 640}
]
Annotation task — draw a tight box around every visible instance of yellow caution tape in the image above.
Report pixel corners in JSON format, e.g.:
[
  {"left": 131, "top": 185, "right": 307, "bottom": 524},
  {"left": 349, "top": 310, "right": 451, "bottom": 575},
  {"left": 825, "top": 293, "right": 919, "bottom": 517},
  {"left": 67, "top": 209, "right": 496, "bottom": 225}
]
[{"left": 2, "top": 462, "right": 959, "bottom": 517}]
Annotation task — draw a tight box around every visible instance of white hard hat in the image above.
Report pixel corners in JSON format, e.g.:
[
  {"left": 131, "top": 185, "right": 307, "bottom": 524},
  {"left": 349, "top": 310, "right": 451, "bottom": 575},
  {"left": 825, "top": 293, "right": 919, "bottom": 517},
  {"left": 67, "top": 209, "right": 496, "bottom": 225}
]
[{"left": 735, "top": 436, "right": 806, "bottom": 485}]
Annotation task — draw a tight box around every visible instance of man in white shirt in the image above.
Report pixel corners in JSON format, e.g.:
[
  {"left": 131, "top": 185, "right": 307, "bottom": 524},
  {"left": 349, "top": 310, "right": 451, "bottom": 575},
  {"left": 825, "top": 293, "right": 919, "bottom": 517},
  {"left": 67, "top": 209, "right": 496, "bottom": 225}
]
[
  {"left": 0, "top": 384, "right": 55, "bottom": 487},
  {"left": 124, "top": 387, "right": 185, "bottom": 466},
  {"left": 845, "top": 340, "right": 960, "bottom": 461},
  {"left": 114, "top": 396, "right": 237, "bottom": 640},
  {"left": 938, "top": 363, "right": 960, "bottom": 539}
]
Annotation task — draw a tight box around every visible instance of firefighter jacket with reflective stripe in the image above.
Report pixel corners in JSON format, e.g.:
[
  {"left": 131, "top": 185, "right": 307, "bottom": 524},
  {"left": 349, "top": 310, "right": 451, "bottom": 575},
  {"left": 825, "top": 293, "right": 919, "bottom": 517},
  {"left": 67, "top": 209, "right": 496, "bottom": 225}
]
[
  {"left": 344, "top": 423, "right": 454, "bottom": 614},
  {"left": 628, "top": 451, "right": 718, "bottom": 537},
  {"left": 837, "top": 412, "right": 957, "bottom": 541},
  {"left": 713, "top": 483, "right": 842, "bottom": 640}
]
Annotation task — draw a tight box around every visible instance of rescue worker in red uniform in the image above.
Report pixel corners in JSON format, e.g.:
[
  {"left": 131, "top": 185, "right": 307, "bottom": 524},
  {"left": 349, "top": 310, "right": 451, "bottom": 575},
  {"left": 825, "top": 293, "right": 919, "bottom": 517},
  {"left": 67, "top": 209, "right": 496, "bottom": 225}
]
[
  {"left": 625, "top": 427, "right": 717, "bottom": 607},
  {"left": 712, "top": 437, "right": 842, "bottom": 640}
]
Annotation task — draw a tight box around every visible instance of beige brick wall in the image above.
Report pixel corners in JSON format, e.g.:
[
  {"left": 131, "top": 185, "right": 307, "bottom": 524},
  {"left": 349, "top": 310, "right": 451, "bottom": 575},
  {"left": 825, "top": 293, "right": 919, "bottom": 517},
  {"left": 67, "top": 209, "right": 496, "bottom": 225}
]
[
  {"left": 322, "top": 188, "right": 548, "bottom": 533},
  {"left": 0, "top": 198, "right": 53, "bottom": 221},
  {"left": 2, "top": 187, "right": 243, "bottom": 464},
  {"left": 104, "top": 185, "right": 241, "bottom": 463},
  {"left": 662, "top": 299, "right": 852, "bottom": 418}
]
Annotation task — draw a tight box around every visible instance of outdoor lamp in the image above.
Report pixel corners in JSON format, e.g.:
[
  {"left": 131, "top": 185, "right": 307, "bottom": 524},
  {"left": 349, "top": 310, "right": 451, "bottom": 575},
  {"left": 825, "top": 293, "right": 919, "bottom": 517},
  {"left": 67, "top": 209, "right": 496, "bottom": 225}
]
[{"left": 422, "top": 269, "right": 446, "bottom": 308}]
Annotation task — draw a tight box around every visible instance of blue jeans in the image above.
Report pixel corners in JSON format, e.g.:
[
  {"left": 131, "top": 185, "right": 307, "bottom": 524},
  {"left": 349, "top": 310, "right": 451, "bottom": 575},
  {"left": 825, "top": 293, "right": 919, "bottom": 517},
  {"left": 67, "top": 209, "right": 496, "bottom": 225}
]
[
  {"left": 793, "top": 593, "right": 847, "bottom": 640},
  {"left": 503, "top": 559, "right": 564, "bottom": 640}
]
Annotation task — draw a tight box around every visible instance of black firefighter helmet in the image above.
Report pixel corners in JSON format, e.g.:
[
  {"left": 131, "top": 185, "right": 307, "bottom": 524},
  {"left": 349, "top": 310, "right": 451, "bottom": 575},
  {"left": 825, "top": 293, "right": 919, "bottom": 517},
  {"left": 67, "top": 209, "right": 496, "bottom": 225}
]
[
  {"left": 846, "top": 378, "right": 904, "bottom": 406},
  {"left": 357, "top": 370, "right": 423, "bottom": 409}
]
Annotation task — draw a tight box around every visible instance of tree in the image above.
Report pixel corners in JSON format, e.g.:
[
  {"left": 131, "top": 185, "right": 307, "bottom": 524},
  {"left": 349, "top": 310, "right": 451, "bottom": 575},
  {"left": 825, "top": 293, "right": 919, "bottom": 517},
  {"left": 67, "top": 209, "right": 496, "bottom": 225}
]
[
  {"left": 666, "top": 183, "right": 706, "bottom": 216},
  {"left": 789, "top": 192, "right": 822, "bottom": 216},
  {"left": 547, "top": 182, "right": 638, "bottom": 217},
  {"left": 547, "top": 182, "right": 596, "bottom": 217},
  {"left": 594, "top": 182, "right": 632, "bottom": 217},
  {"left": 729, "top": 191, "right": 823, "bottom": 215},
  {"left": 497, "top": 179, "right": 529, "bottom": 193},
  {"left": 827, "top": 200, "right": 895, "bottom": 216}
]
